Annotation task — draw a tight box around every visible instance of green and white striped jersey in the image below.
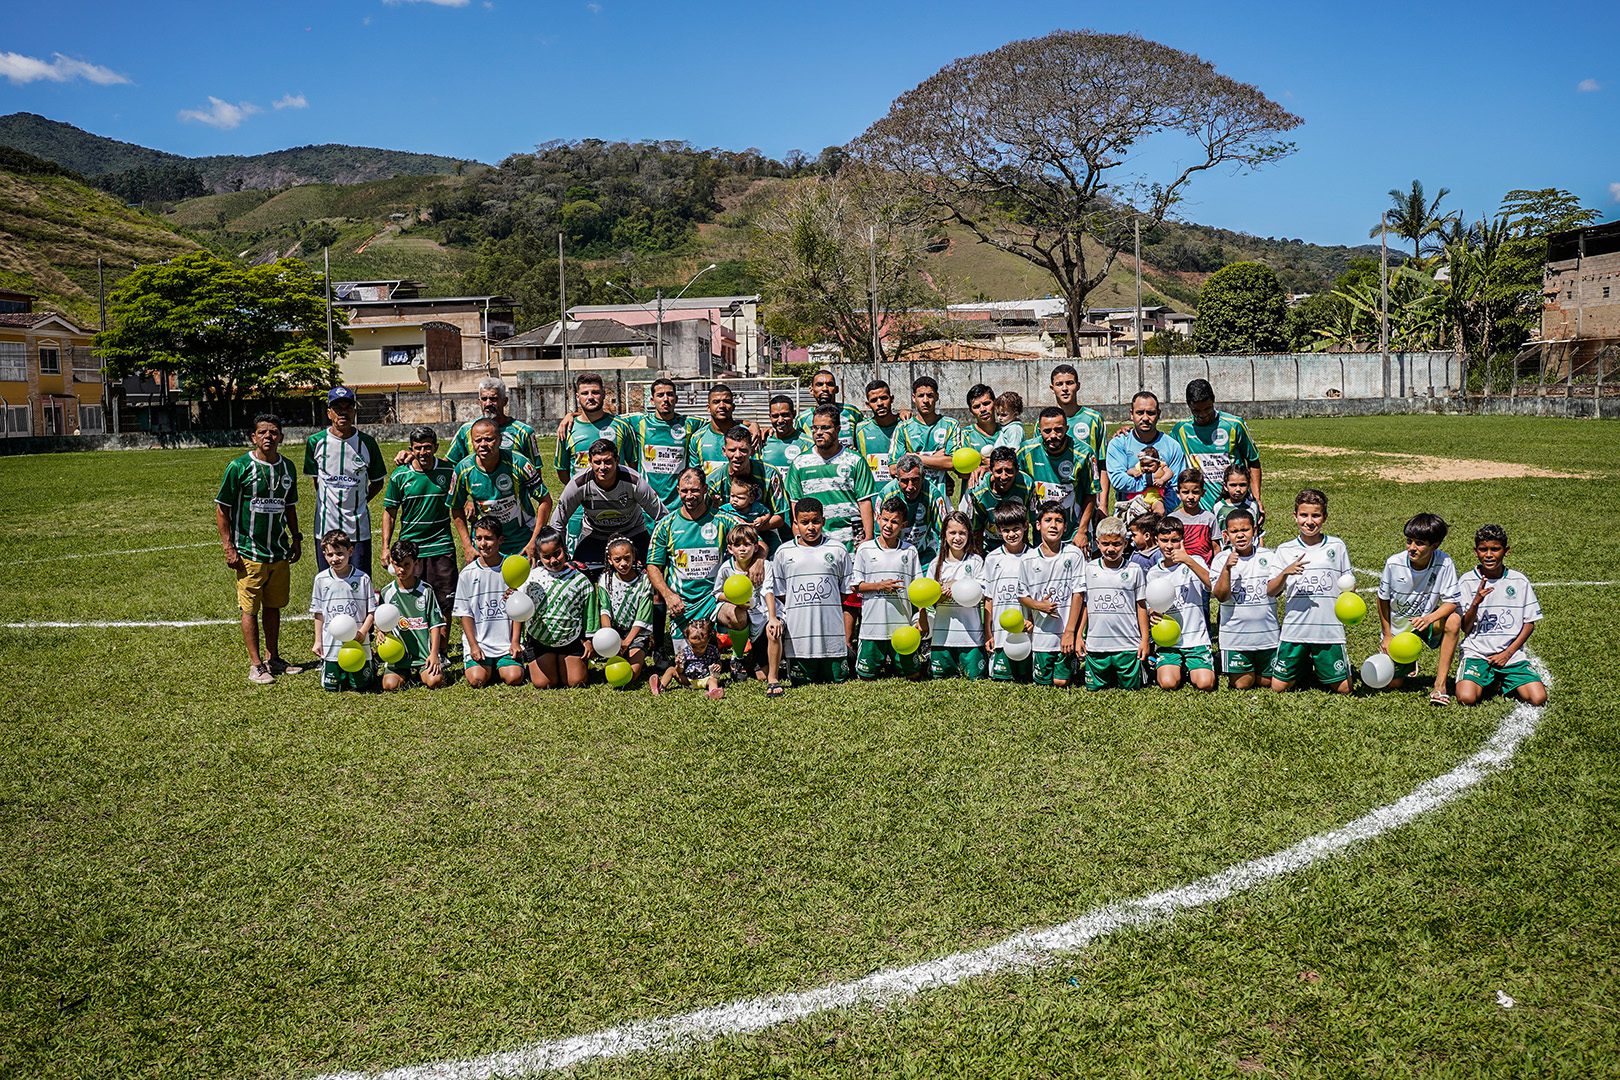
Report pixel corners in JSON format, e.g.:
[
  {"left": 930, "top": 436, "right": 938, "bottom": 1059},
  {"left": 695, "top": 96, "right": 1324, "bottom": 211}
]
[
  {"left": 783, "top": 447, "right": 875, "bottom": 551},
  {"left": 759, "top": 432, "right": 811, "bottom": 481},
  {"left": 624, "top": 411, "right": 701, "bottom": 508},
  {"left": 450, "top": 450, "right": 545, "bottom": 558},
  {"left": 687, "top": 421, "right": 735, "bottom": 477},
  {"left": 874, "top": 477, "right": 949, "bottom": 563},
  {"left": 852, "top": 417, "right": 904, "bottom": 487},
  {"left": 596, "top": 571, "right": 655, "bottom": 635},
  {"left": 303, "top": 428, "right": 385, "bottom": 541},
  {"left": 649, "top": 509, "right": 729, "bottom": 611},
  {"left": 894, "top": 414, "right": 961, "bottom": 486},
  {"left": 519, "top": 563, "right": 596, "bottom": 648},
  {"left": 378, "top": 578, "right": 446, "bottom": 667},
  {"left": 215, "top": 451, "right": 299, "bottom": 562},
  {"left": 556, "top": 413, "right": 633, "bottom": 476},
  {"left": 1171, "top": 410, "right": 1260, "bottom": 512},
  {"left": 1064, "top": 405, "right": 1107, "bottom": 463},
  {"left": 382, "top": 459, "right": 455, "bottom": 557},
  {"left": 1016, "top": 437, "right": 1100, "bottom": 541}
]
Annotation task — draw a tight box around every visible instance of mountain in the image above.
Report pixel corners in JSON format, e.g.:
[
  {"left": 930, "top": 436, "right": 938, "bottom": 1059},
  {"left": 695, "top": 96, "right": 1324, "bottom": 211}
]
[{"left": 0, "top": 113, "right": 474, "bottom": 193}]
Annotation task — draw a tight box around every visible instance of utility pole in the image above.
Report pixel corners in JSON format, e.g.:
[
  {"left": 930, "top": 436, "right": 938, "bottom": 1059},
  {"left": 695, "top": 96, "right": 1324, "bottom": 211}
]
[
  {"left": 324, "top": 247, "right": 334, "bottom": 366},
  {"left": 1379, "top": 212, "right": 1390, "bottom": 400},
  {"left": 98, "top": 256, "right": 117, "bottom": 433},
  {"left": 869, "top": 224, "right": 882, "bottom": 383},
  {"left": 558, "top": 233, "right": 569, "bottom": 390},
  {"left": 1134, "top": 217, "right": 1144, "bottom": 390}
]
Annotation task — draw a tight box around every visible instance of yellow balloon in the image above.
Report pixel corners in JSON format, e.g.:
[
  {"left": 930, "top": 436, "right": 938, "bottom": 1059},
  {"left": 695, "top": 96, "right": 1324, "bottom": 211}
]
[
  {"left": 375, "top": 634, "right": 406, "bottom": 664},
  {"left": 1151, "top": 617, "right": 1181, "bottom": 648},
  {"left": 1389, "top": 631, "right": 1424, "bottom": 665},
  {"left": 604, "top": 658, "right": 634, "bottom": 687},
  {"left": 907, "top": 578, "right": 942, "bottom": 609},
  {"left": 337, "top": 642, "right": 367, "bottom": 673},
  {"left": 501, "top": 555, "right": 531, "bottom": 589},
  {"left": 722, "top": 573, "right": 754, "bottom": 606},
  {"left": 952, "top": 446, "right": 982, "bottom": 475},
  {"left": 891, "top": 625, "right": 922, "bottom": 655},
  {"left": 998, "top": 608, "right": 1026, "bottom": 634}
]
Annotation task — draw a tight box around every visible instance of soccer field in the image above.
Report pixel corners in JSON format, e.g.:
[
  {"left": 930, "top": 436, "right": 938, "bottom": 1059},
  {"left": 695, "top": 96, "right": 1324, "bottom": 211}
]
[{"left": 2, "top": 414, "right": 1617, "bottom": 1078}]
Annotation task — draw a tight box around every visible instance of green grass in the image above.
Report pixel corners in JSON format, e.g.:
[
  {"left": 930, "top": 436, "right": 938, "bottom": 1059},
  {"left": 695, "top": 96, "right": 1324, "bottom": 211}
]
[{"left": 1, "top": 415, "right": 1616, "bottom": 1078}]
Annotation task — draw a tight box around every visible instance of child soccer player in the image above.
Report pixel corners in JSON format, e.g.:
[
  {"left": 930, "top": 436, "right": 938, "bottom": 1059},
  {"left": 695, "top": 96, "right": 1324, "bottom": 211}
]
[
  {"left": 992, "top": 391, "right": 1026, "bottom": 449},
  {"left": 378, "top": 540, "right": 447, "bottom": 691},
  {"left": 1377, "top": 512, "right": 1463, "bottom": 704},
  {"left": 765, "top": 498, "right": 854, "bottom": 687},
  {"left": 452, "top": 516, "right": 526, "bottom": 688},
  {"left": 930, "top": 511, "right": 987, "bottom": 680},
  {"left": 596, "top": 534, "right": 654, "bottom": 688},
  {"left": 655, "top": 617, "right": 725, "bottom": 698},
  {"left": 1455, "top": 524, "right": 1547, "bottom": 707},
  {"left": 1210, "top": 508, "right": 1279, "bottom": 690},
  {"left": 984, "top": 501, "right": 1034, "bottom": 682},
  {"left": 1171, "top": 468, "right": 1218, "bottom": 562},
  {"left": 309, "top": 529, "right": 377, "bottom": 692},
  {"left": 1213, "top": 464, "right": 1264, "bottom": 536},
  {"left": 852, "top": 498, "right": 925, "bottom": 680},
  {"left": 1146, "top": 517, "right": 1215, "bottom": 692},
  {"left": 1127, "top": 511, "right": 1161, "bottom": 573},
  {"left": 1268, "top": 489, "right": 1352, "bottom": 694},
  {"left": 1077, "top": 516, "right": 1150, "bottom": 690},
  {"left": 1020, "top": 501, "right": 1086, "bottom": 687},
  {"left": 516, "top": 528, "right": 596, "bottom": 690},
  {"left": 713, "top": 524, "right": 778, "bottom": 689}
]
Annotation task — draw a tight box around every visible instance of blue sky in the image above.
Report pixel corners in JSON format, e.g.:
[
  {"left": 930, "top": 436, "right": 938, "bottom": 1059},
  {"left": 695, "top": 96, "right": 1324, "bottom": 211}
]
[{"left": 4, "top": 0, "right": 1616, "bottom": 245}]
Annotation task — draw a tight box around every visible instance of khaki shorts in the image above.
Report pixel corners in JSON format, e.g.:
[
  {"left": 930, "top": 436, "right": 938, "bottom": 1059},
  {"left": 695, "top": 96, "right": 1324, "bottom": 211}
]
[{"left": 235, "top": 559, "right": 290, "bottom": 614}]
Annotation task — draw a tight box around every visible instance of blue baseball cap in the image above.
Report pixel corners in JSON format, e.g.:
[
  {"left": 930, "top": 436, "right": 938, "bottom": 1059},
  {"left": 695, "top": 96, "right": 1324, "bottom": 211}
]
[{"left": 327, "top": 386, "right": 357, "bottom": 404}]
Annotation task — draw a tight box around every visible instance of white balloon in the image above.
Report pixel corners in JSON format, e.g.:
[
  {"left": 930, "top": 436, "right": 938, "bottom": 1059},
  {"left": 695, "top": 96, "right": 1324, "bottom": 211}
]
[
  {"left": 1001, "top": 631, "right": 1033, "bottom": 662},
  {"left": 1360, "top": 653, "right": 1395, "bottom": 689},
  {"left": 1337, "top": 572, "right": 1359, "bottom": 593},
  {"left": 325, "top": 613, "right": 358, "bottom": 644},
  {"left": 373, "top": 603, "right": 402, "bottom": 634},
  {"left": 505, "top": 590, "right": 536, "bottom": 622},
  {"left": 950, "top": 577, "right": 983, "bottom": 608},
  {"left": 591, "top": 627, "right": 623, "bottom": 658},
  {"left": 1144, "top": 577, "right": 1178, "bottom": 614}
]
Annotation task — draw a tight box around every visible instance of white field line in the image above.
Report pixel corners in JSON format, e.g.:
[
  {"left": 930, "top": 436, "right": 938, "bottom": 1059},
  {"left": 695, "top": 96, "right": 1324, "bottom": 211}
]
[
  {"left": 3, "top": 615, "right": 313, "bottom": 629},
  {"left": 315, "top": 659, "right": 1552, "bottom": 1080},
  {"left": 12, "top": 541, "right": 217, "bottom": 565}
]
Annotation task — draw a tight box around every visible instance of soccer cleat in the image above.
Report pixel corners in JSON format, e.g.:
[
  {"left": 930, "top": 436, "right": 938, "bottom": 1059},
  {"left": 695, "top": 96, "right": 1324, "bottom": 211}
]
[{"left": 248, "top": 663, "right": 275, "bottom": 685}]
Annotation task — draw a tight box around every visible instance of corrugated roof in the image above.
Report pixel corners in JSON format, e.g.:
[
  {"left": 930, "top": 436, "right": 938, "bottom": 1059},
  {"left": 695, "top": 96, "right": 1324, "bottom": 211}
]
[{"left": 496, "top": 318, "right": 656, "bottom": 349}]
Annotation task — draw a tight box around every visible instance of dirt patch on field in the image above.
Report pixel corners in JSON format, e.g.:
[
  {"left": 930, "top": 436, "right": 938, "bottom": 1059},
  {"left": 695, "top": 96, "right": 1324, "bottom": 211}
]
[{"left": 1267, "top": 443, "right": 1592, "bottom": 483}]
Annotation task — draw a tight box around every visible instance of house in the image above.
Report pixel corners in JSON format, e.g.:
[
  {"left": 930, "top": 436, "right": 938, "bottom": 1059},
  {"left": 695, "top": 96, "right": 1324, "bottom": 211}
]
[
  {"left": 1083, "top": 305, "right": 1189, "bottom": 341},
  {"left": 0, "top": 290, "right": 106, "bottom": 437},
  {"left": 331, "top": 280, "right": 517, "bottom": 397},
  {"left": 493, "top": 317, "right": 722, "bottom": 380},
  {"left": 1542, "top": 221, "right": 1620, "bottom": 341},
  {"left": 566, "top": 295, "right": 758, "bottom": 375}
]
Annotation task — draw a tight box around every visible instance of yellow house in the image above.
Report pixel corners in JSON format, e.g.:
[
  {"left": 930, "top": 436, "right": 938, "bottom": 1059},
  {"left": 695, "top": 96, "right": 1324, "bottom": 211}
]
[{"left": 0, "top": 290, "right": 105, "bottom": 437}]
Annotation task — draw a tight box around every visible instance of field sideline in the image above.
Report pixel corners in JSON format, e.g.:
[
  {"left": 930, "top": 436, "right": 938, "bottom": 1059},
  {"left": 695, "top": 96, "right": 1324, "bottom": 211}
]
[{"left": 2, "top": 415, "right": 1617, "bottom": 1078}]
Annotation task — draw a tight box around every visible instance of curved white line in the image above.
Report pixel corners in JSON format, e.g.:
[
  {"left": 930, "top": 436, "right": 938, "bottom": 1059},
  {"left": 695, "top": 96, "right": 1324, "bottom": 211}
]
[{"left": 316, "top": 658, "right": 1551, "bottom": 1080}]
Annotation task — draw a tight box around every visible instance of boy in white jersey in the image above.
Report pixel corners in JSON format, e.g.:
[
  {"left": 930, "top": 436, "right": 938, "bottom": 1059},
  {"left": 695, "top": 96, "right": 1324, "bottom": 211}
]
[
  {"left": 1377, "top": 512, "right": 1463, "bottom": 704},
  {"left": 1268, "top": 488, "right": 1352, "bottom": 694},
  {"left": 1210, "top": 508, "right": 1280, "bottom": 689},
  {"left": 1147, "top": 516, "right": 1215, "bottom": 692},
  {"left": 1020, "top": 501, "right": 1086, "bottom": 687},
  {"left": 852, "top": 499, "right": 926, "bottom": 680},
  {"left": 452, "top": 516, "right": 526, "bottom": 688},
  {"left": 1456, "top": 524, "right": 1547, "bottom": 707},
  {"left": 1078, "top": 516, "right": 1150, "bottom": 690},
  {"left": 929, "top": 511, "right": 988, "bottom": 680},
  {"left": 984, "top": 502, "right": 1034, "bottom": 682},
  {"left": 378, "top": 540, "right": 447, "bottom": 691},
  {"left": 765, "top": 498, "right": 854, "bottom": 686},
  {"left": 309, "top": 529, "right": 378, "bottom": 692}
]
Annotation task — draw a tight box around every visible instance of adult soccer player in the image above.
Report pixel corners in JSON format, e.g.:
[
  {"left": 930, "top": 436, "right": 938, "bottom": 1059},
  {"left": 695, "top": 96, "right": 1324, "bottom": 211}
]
[
  {"left": 1171, "top": 378, "right": 1262, "bottom": 516},
  {"left": 895, "top": 375, "right": 961, "bottom": 490},
  {"left": 449, "top": 417, "right": 551, "bottom": 563},
  {"left": 623, "top": 376, "right": 701, "bottom": 510},
  {"left": 853, "top": 379, "right": 905, "bottom": 488},
  {"left": 216, "top": 413, "right": 304, "bottom": 684},
  {"left": 793, "top": 369, "right": 862, "bottom": 444},
  {"left": 1017, "top": 406, "right": 1100, "bottom": 545},
  {"left": 304, "top": 385, "right": 385, "bottom": 576}
]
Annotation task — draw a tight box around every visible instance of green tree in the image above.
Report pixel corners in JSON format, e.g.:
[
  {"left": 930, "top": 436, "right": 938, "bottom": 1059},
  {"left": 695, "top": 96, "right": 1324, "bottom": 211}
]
[
  {"left": 1498, "top": 188, "right": 1600, "bottom": 238},
  {"left": 98, "top": 251, "right": 347, "bottom": 427},
  {"left": 1193, "top": 262, "right": 1288, "bottom": 353},
  {"left": 1372, "top": 180, "right": 1453, "bottom": 264}
]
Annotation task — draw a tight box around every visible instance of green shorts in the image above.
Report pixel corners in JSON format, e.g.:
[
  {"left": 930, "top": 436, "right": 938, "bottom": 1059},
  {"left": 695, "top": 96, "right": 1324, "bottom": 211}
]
[
  {"left": 1393, "top": 624, "right": 1445, "bottom": 678},
  {"left": 670, "top": 594, "right": 719, "bottom": 634},
  {"left": 1221, "top": 648, "right": 1277, "bottom": 677},
  {"left": 1032, "top": 650, "right": 1074, "bottom": 686},
  {"left": 790, "top": 656, "right": 848, "bottom": 685},
  {"left": 855, "top": 638, "right": 922, "bottom": 679},
  {"left": 464, "top": 653, "right": 523, "bottom": 672},
  {"left": 989, "top": 649, "right": 1033, "bottom": 682},
  {"left": 1458, "top": 657, "right": 1542, "bottom": 696},
  {"left": 1154, "top": 644, "right": 1215, "bottom": 673},
  {"left": 930, "top": 644, "right": 986, "bottom": 680},
  {"left": 1272, "top": 641, "right": 1351, "bottom": 687},
  {"left": 1084, "top": 650, "right": 1144, "bottom": 691},
  {"left": 321, "top": 658, "right": 376, "bottom": 692}
]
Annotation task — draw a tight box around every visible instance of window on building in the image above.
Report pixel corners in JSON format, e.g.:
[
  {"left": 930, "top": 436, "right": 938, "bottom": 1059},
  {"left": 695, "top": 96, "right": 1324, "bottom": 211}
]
[
  {"left": 3, "top": 405, "right": 28, "bottom": 435},
  {"left": 1604, "top": 286, "right": 1612, "bottom": 300},
  {"left": 39, "top": 346, "right": 60, "bottom": 374},
  {"left": 78, "top": 404, "right": 105, "bottom": 433},
  {"left": 0, "top": 341, "right": 26, "bottom": 381}
]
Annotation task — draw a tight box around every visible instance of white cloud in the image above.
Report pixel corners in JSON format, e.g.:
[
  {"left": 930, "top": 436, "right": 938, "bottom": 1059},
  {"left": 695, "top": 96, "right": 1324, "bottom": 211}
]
[
  {"left": 1578, "top": 77, "right": 1602, "bottom": 93},
  {"left": 0, "top": 50, "right": 130, "bottom": 86},
  {"left": 1609, "top": 182, "right": 1620, "bottom": 204},
  {"left": 586, "top": 1, "right": 602, "bottom": 11},
  {"left": 273, "top": 93, "right": 308, "bottom": 110},
  {"left": 178, "top": 96, "right": 262, "bottom": 130}
]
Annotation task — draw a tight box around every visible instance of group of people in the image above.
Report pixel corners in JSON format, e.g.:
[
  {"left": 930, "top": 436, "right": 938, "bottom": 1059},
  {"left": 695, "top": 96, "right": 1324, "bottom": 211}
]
[{"left": 213, "top": 368, "right": 1547, "bottom": 708}]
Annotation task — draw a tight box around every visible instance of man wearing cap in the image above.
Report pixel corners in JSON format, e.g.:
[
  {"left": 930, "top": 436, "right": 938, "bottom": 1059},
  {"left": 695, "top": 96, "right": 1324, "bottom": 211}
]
[{"left": 304, "top": 386, "right": 386, "bottom": 576}]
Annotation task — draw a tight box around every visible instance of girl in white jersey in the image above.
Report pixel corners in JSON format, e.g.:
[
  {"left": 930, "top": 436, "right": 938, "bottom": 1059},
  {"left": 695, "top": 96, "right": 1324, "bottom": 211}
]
[{"left": 930, "top": 512, "right": 988, "bottom": 680}]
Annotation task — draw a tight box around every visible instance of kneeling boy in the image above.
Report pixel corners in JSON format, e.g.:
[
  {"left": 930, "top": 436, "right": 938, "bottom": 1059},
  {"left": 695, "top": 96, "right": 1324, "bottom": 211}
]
[
  {"left": 1456, "top": 524, "right": 1547, "bottom": 707},
  {"left": 379, "top": 540, "right": 448, "bottom": 690}
]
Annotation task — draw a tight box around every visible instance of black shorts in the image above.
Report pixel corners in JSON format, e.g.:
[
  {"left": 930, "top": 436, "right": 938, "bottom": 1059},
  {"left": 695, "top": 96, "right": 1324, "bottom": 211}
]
[{"left": 521, "top": 637, "right": 585, "bottom": 663}]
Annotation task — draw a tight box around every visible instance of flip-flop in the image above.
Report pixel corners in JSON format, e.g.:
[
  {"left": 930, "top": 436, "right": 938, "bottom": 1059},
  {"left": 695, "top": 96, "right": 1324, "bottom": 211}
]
[
  {"left": 706, "top": 686, "right": 724, "bottom": 700},
  {"left": 766, "top": 682, "right": 784, "bottom": 697},
  {"left": 1429, "top": 690, "right": 1451, "bottom": 706},
  {"left": 649, "top": 675, "right": 662, "bottom": 696}
]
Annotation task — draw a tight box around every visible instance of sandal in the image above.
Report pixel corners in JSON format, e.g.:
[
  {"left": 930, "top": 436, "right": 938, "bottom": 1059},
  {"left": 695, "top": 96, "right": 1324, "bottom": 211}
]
[
  {"left": 706, "top": 685, "right": 725, "bottom": 700},
  {"left": 766, "top": 682, "right": 784, "bottom": 698},
  {"left": 1429, "top": 690, "right": 1451, "bottom": 706},
  {"left": 649, "top": 675, "right": 662, "bottom": 696}
]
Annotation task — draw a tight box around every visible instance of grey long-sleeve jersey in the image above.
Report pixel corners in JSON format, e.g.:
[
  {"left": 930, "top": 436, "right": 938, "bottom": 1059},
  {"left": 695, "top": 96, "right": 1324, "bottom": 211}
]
[{"left": 548, "top": 465, "right": 667, "bottom": 540}]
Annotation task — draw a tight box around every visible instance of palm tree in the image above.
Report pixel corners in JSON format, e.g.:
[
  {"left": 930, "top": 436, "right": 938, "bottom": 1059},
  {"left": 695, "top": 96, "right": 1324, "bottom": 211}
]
[{"left": 1371, "top": 181, "right": 1454, "bottom": 264}]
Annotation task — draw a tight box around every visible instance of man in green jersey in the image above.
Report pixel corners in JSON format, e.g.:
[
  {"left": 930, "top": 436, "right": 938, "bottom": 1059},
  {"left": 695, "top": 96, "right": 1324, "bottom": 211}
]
[
  {"left": 852, "top": 379, "right": 904, "bottom": 490},
  {"left": 960, "top": 446, "right": 1035, "bottom": 552},
  {"left": 648, "top": 467, "right": 730, "bottom": 632},
  {"left": 1172, "top": 378, "right": 1263, "bottom": 516},
  {"left": 794, "top": 369, "right": 862, "bottom": 444},
  {"left": 894, "top": 375, "right": 961, "bottom": 492},
  {"left": 760, "top": 394, "right": 810, "bottom": 481},
  {"left": 450, "top": 417, "right": 551, "bottom": 562},
  {"left": 381, "top": 426, "right": 458, "bottom": 617},
  {"left": 623, "top": 376, "right": 701, "bottom": 510},
  {"left": 1018, "top": 406, "right": 1100, "bottom": 545},
  {"left": 554, "top": 372, "right": 633, "bottom": 543},
  {"left": 689, "top": 383, "right": 755, "bottom": 476},
  {"left": 1049, "top": 363, "right": 1110, "bottom": 511},
  {"left": 952, "top": 383, "right": 1001, "bottom": 483},
  {"left": 785, "top": 404, "right": 876, "bottom": 552},
  {"left": 707, "top": 424, "right": 786, "bottom": 519},
  {"left": 304, "top": 385, "right": 385, "bottom": 577},
  {"left": 216, "top": 413, "right": 304, "bottom": 685},
  {"left": 875, "top": 453, "right": 950, "bottom": 565},
  {"left": 445, "top": 377, "right": 540, "bottom": 465}
]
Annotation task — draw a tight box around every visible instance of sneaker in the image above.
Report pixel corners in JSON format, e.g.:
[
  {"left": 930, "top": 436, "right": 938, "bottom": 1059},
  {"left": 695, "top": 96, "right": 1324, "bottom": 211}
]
[
  {"left": 248, "top": 663, "right": 275, "bottom": 685},
  {"left": 267, "top": 657, "right": 306, "bottom": 676},
  {"left": 729, "top": 657, "right": 750, "bottom": 682}
]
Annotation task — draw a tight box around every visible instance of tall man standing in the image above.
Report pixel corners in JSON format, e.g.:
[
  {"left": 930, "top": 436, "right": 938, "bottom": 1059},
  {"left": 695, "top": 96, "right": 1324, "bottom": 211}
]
[
  {"left": 450, "top": 417, "right": 551, "bottom": 564},
  {"left": 852, "top": 379, "right": 905, "bottom": 489},
  {"left": 1172, "top": 378, "right": 1263, "bottom": 517},
  {"left": 304, "top": 385, "right": 385, "bottom": 577},
  {"left": 555, "top": 372, "right": 633, "bottom": 549},
  {"left": 217, "top": 413, "right": 303, "bottom": 684},
  {"left": 1018, "top": 406, "right": 1100, "bottom": 546},
  {"left": 1050, "top": 364, "right": 1109, "bottom": 511},
  {"left": 894, "top": 375, "right": 961, "bottom": 492},
  {"left": 382, "top": 426, "right": 458, "bottom": 617},
  {"left": 447, "top": 377, "right": 540, "bottom": 464},
  {"left": 1105, "top": 391, "right": 1188, "bottom": 511},
  {"left": 794, "top": 369, "right": 862, "bottom": 444},
  {"left": 623, "top": 376, "right": 701, "bottom": 511}
]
